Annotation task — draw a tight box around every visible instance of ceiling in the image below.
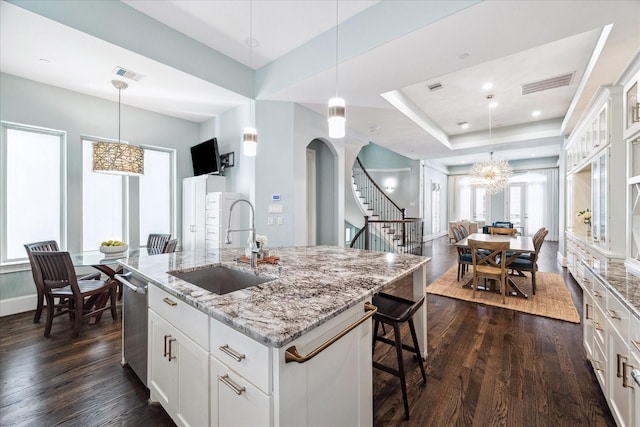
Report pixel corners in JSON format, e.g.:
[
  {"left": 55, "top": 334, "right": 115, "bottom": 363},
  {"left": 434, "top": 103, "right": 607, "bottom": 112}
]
[{"left": 1, "top": 0, "right": 639, "bottom": 166}]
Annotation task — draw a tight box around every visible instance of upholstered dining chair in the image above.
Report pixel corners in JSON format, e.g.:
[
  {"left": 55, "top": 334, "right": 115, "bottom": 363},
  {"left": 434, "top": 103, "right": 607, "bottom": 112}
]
[
  {"left": 147, "top": 233, "right": 171, "bottom": 251},
  {"left": 24, "top": 240, "right": 101, "bottom": 324},
  {"left": 29, "top": 251, "right": 117, "bottom": 337},
  {"left": 453, "top": 227, "right": 472, "bottom": 281},
  {"left": 162, "top": 239, "right": 178, "bottom": 253},
  {"left": 468, "top": 239, "right": 510, "bottom": 304},
  {"left": 509, "top": 228, "right": 549, "bottom": 294}
]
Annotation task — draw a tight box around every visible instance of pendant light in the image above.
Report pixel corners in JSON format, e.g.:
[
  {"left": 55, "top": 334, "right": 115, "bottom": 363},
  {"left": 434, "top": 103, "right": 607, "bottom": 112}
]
[
  {"left": 470, "top": 95, "right": 512, "bottom": 194},
  {"left": 327, "top": 0, "right": 345, "bottom": 138},
  {"left": 242, "top": 0, "right": 257, "bottom": 157},
  {"left": 93, "top": 80, "right": 144, "bottom": 175}
]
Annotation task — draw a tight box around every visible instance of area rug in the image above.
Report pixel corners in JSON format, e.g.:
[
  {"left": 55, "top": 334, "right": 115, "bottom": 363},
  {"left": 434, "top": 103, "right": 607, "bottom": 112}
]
[{"left": 426, "top": 266, "right": 580, "bottom": 323}]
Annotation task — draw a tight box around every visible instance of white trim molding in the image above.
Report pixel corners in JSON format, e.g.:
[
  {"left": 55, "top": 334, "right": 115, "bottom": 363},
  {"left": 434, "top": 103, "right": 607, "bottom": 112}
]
[{"left": 0, "top": 293, "right": 37, "bottom": 317}]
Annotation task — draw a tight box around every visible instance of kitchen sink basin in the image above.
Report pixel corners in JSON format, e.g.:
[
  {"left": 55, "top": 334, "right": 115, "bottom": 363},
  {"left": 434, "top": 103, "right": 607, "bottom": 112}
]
[{"left": 168, "top": 265, "right": 274, "bottom": 295}]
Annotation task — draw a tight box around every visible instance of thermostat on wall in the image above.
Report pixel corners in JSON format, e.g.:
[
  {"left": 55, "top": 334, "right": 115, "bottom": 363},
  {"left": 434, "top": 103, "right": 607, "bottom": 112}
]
[{"left": 272, "top": 194, "right": 281, "bottom": 201}]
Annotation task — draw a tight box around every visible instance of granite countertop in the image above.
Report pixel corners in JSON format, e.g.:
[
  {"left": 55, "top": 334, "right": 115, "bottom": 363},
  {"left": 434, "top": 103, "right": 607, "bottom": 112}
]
[
  {"left": 587, "top": 259, "right": 640, "bottom": 320},
  {"left": 118, "top": 245, "right": 430, "bottom": 348}
]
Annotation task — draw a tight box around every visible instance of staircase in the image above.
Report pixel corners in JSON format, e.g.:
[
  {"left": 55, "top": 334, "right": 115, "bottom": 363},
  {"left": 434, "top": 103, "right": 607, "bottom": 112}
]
[{"left": 350, "top": 157, "right": 423, "bottom": 255}]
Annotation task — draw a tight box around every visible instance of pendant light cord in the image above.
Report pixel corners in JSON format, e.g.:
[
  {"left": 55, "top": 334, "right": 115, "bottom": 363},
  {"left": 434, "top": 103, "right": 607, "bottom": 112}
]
[
  {"left": 118, "top": 87, "right": 122, "bottom": 143},
  {"left": 249, "top": 0, "right": 254, "bottom": 127},
  {"left": 335, "top": 0, "right": 339, "bottom": 98}
]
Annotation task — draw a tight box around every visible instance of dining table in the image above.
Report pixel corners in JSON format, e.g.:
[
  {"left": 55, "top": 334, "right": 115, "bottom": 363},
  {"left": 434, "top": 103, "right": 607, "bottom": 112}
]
[
  {"left": 70, "top": 248, "right": 161, "bottom": 322},
  {"left": 454, "top": 232, "right": 535, "bottom": 298}
]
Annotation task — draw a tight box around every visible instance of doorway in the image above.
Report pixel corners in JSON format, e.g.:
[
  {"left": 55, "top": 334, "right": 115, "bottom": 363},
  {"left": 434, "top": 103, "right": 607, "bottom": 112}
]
[
  {"left": 507, "top": 183, "right": 527, "bottom": 235},
  {"left": 306, "top": 139, "right": 337, "bottom": 245}
]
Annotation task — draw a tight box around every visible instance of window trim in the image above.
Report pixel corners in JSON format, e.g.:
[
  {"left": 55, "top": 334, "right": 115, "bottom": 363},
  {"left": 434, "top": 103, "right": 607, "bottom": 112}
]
[
  {"left": 81, "top": 136, "right": 130, "bottom": 251},
  {"left": 1, "top": 121, "right": 67, "bottom": 267},
  {"left": 138, "top": 144, "right": 177, "bottom": 243}
]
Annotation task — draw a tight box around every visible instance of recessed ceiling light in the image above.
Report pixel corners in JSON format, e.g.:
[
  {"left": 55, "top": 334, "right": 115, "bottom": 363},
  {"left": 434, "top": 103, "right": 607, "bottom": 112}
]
[
  {"left": 39, "top": 58, "right": 50, "bottom": 63},
  {"left": 459, "top": 53, "right": 470, "bottom": 60},
  {"left": 246, "top": 38, "right": 259, "bottom": 48},
  {"left": 458, "top": 122, "right": 469, "bottom": 129},
  {"left": 460, "top": 160, "right": 466, "bottom": 164},
  {"left": 530, "top": 153, "right": 536, "bottom": 157},
  {"left": 482, "top": 82, "right": 493, "bottom": 90},
  {"left": 369, "top": 126, "right": 380, "bottom": 133},
  {"left": 532, "top": 110, "right": 541, "bottom": 117}
]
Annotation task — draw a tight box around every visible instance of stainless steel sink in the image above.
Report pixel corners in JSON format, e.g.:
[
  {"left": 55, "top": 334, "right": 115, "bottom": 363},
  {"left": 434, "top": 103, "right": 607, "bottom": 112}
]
[{"left": 168, "top": 265, "right": 274, "bottom": 295}]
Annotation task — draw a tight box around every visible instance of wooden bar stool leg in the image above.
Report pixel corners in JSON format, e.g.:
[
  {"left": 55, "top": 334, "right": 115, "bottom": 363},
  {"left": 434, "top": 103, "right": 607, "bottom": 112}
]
[
  {"left": 393, "top": 322, "right": 410, "bottom": 420},
  {"left": 372, "top": 319, "right": 381, "bottom": 356},
  {"left": 408, "top": 319, "right": 427, "bottom": 383}
]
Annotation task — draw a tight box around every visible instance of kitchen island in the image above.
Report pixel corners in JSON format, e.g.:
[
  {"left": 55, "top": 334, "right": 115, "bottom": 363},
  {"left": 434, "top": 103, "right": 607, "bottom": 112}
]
[{"left": 119, "top": 245, "right": 430, "bottom": 427}]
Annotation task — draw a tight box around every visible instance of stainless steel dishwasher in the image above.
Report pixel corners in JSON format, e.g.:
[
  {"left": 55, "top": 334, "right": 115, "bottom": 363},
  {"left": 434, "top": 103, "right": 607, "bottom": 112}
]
[{"left": 116, "top": 270, "right": 148, "bottom": 387}]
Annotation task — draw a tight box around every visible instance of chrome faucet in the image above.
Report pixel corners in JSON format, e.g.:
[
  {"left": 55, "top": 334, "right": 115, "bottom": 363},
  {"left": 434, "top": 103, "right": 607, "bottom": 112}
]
[{"left": 225, "top": 199, "right": 258, "bottom": 269}]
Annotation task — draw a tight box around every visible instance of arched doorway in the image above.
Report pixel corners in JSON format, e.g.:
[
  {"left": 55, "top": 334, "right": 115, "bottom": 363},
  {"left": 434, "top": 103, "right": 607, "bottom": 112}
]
[{"left": 307, "top": 138, "right": 337, "bottom": 245}]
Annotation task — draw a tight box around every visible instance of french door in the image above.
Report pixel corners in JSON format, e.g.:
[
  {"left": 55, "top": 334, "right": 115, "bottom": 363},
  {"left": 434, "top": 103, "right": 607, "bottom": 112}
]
[{"left": 507, "top": 183, "right": 527, "bottom": 236}]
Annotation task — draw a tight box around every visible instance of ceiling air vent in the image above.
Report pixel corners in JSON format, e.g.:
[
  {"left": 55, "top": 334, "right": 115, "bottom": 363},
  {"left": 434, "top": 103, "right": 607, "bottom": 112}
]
[
  {"left": 427, "top": 82, "right": 443, "bottom": 92},
  {"left": 521, "top": 73, "right": 573, "bottom": 95},
  {"left": 113, "top": 66, "right": 145, "bottom": 82}
]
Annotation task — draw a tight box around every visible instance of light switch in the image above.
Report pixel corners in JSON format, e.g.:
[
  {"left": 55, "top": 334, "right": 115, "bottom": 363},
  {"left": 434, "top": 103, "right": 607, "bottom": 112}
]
[
  {"left": 269, "top": 204, "right": 284, "bottom": 214},
  {"left": 267, "top": 216, "right": 274, "bottom": 225},
  {"left": 277, "top": 216, "right": 283, "bottom": 225}
]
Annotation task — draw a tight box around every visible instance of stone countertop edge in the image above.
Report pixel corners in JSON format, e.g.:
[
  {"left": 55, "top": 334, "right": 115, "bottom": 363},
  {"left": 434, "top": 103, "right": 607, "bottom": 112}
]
[
  {"left": 584, "top": 260, "right": 640, "bottom": 321},
  {"left": 118, "top": 246, "right": 430, "bottom": 348}
]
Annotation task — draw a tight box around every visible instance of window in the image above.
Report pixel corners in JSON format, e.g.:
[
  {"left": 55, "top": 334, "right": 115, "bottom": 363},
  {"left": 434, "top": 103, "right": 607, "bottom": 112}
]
[
  {"left": 139, "top": 146, "right": 175, "bottom": 244},
  {"left": 82, "top": 138, "right": 126, "bottom": 250},
  {"left": 1, "top": 123, "right": 65, "bottom": 264}
]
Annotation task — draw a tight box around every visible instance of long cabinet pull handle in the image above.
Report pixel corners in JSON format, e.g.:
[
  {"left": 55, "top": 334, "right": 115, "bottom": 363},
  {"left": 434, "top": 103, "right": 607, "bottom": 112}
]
[
  {"left": 219, "top": 374, "right": 246, "bottom": 395},
  {"left": 164, "top": 334, "right": 171, "bottom": 357},
  {"left": 593, "top": 321, "right": 603, "bottom": 331},
  {"left": 163, "top": 297, "right": 177, "bottom": 307},
  {"left": 617, "top": 353, "right": 627, "bottom": 378},
  {"left": 168, "top": 338, "right": 177, "bottom": 361},
  {"left": 622, "top": 361, "right": 635, "bottom": 389},
  {"left": 219, "top": 344, "right": 246, "bottom": 362},
  {"left": 606, "top": 308, "right": 621, "bottom": 320},
  {"left": 592, "top": 290, "right": 602, "bottom": 298},
  {"left": 285, "top": 302, "right": 377, "bottom": 364},
  {"left": 592, "top": 359, "right": 604, "bottom": 372},
  {"left": 585, "top": 303, "right": 592, "bottom": 320}
]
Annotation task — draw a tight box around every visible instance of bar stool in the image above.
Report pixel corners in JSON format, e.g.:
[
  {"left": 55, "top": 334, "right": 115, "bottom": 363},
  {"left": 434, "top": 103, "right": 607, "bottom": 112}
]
[{"left": 372, "top": 292, "right": 427, "bottom": 420}]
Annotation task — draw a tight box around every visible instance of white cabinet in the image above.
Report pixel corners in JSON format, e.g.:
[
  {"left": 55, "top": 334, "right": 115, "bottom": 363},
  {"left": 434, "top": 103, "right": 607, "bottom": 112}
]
[
  {"left": 623, "top": 67, "right": 640, "bottom": 140},
  {"left": 206, "top": 192, "right": 243, "bottom": 250},
  {"left": 210, "top": 356, "right": 271, "bottom": 427},
  {"left": 208, "top": 301, "right": 373, "bottom": 427},
  {"left": 148, "top": 285, "right": 210, "bottom": 427},
  {"left": 182, "top": 175, "right": 225, "bottom": 252},
  {"left": 583, "top": 264, "right": 638, "bottom": 427}
]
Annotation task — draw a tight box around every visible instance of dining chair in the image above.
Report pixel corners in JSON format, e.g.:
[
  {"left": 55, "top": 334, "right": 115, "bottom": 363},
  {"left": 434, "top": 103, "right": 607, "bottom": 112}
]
[
  {"left": 24, "top": 240, "right": 101, "bottom": 323},
  {"left": 29, "top": 251, "right": 117, "bottom": 337},
  {"left": 468, "top": 239, "right": 510, "bottom": 304},
  {"left": 147, "top": 233, "right": 171, "bottom": 251},
  {"left": 453, "top": 227, "right": 472, "bottom": 281},
  {"left": 490, "top": 227, "right": 518, "bottom": 236},
  {"left": 509, "top": 228, "right": 549, "bottom": 294},
  {"left": 459, "top": 224, "right": 469, "bottom": 237},
  {"left": 162, "top": 238, "right": 178, "bottom": 253}
]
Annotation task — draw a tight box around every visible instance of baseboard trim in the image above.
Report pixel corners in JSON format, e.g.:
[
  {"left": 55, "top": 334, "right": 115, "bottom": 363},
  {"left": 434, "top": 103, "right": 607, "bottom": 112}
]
[
  {"left": 557, "top": 251, "right": 567, "bottom": 267},
  {"left": 0, "top": 294, "right": 37, "bottom": 317}
]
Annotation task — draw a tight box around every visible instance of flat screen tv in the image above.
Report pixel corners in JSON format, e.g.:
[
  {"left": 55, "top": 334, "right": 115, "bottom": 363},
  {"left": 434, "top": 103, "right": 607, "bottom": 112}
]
[{"left": 190, "top": 138, "right": 221, "bottom": 176}]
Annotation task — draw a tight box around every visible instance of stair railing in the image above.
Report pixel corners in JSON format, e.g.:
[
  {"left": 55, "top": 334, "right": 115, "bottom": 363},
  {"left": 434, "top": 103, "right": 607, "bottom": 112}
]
[{"left": 352, "top": 157, "right": 404, "bottom": 222}]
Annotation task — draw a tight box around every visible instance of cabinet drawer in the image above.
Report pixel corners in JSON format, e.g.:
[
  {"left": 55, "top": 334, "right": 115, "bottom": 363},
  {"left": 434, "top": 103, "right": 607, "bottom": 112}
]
[
  {"left": 590, "top": 275, "right": 607, "bottom": 308},
  {"left": 606, "top": 291, "right": 630, "bottom": 341},
  {"left": 592, "top": 338, "right": 607, "bottom": 391},
  {"left": 210, "top": 356, "right": 271, "bottom": 427},
  {"left": 149, "top": 284, "right": 209, "bottom": 349},
  {"left": 210, "top": 318, "right": 271, "bottom": 393},
  {"left": 630, "top": 312, "right": 640, "bottom": 354}
]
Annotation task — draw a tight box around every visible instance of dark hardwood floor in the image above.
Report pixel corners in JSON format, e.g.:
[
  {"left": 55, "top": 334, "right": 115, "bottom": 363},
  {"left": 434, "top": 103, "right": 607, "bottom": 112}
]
[{"left": 0, "top": 236, "right": 615, "bottom": 426}]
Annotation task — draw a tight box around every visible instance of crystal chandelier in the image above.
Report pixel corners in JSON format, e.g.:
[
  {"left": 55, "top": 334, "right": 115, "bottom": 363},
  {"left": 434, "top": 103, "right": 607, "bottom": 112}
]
[
  {"left": 470, "top": 152, "right": 513, "bottom": 195},
  {"left": 470, "top": 94, "right": 512, "bottom": 194}
]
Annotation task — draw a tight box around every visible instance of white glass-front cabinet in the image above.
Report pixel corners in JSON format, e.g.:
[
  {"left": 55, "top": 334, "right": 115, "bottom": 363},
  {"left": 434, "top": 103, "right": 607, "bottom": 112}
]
[{"left": 591, "top": 150, "right": 608, "bottom": 245}]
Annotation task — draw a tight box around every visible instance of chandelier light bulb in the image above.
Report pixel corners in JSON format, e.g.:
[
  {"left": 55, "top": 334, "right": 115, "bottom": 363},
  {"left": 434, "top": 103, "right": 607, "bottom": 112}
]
[{"left": 328, "top": 97, "right": 346, "bottom": 138}]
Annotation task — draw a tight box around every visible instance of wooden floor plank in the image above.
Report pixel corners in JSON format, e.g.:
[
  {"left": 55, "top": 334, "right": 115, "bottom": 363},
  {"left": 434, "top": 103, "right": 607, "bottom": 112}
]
[{"left": 0, "top": 236, "right": 616, "bottom": 426}]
